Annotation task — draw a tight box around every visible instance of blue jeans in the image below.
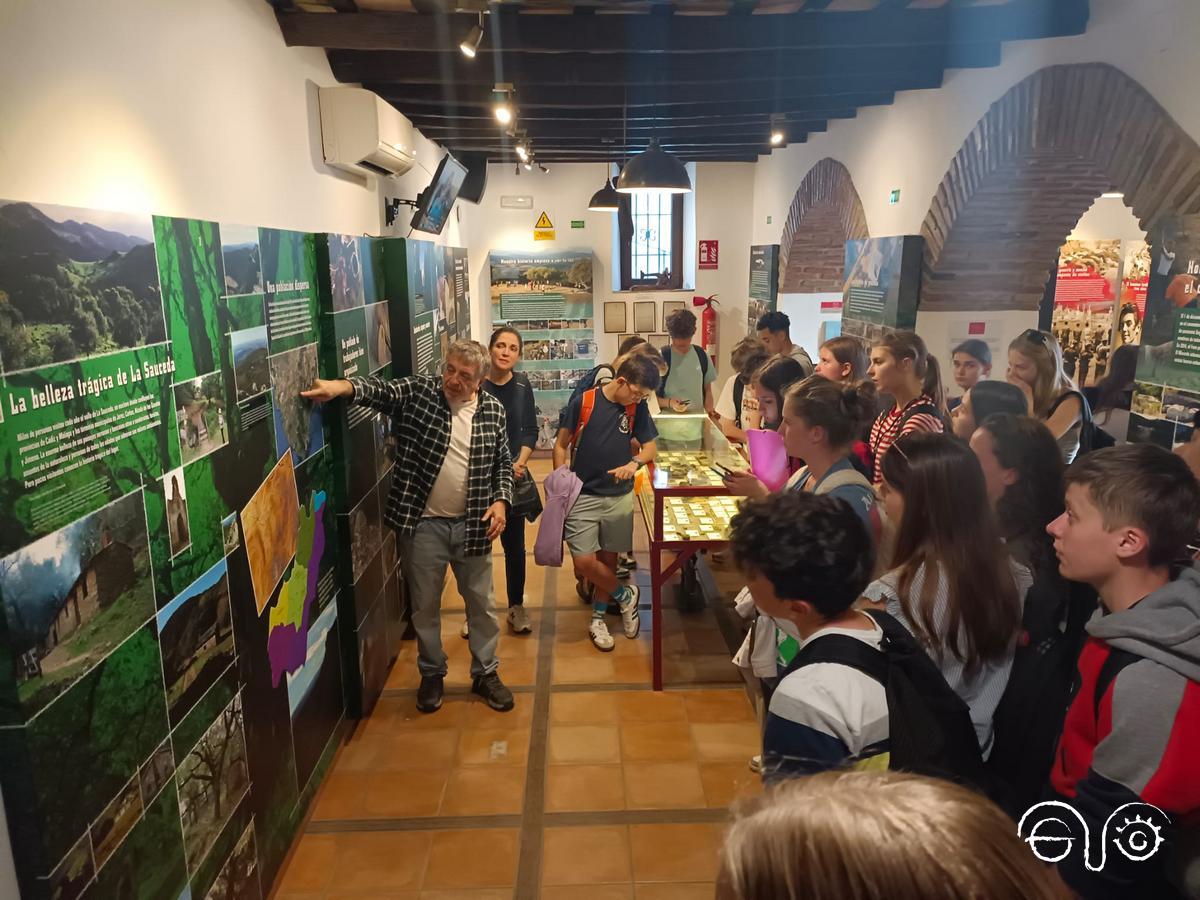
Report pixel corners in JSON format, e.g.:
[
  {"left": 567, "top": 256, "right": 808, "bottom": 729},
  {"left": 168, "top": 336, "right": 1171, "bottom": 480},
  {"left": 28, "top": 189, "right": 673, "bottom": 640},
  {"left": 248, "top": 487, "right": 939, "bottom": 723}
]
[{"left": 400, "top": 517, "right": 500, "bottom": 679}]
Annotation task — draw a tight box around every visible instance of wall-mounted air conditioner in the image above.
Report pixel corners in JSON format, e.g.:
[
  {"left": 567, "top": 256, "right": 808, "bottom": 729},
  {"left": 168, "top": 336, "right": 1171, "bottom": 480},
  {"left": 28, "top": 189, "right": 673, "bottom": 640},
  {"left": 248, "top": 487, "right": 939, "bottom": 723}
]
[{"left": 318, "top": 87, "right": 416, "bottom": 178}]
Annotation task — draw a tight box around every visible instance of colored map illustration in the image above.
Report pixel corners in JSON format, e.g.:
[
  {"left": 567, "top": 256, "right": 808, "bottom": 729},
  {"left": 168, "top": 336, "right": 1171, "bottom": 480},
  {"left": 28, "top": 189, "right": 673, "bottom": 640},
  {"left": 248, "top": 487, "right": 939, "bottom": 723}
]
[{"left": 265, "top": 490, "right": 327, "bottom": 686}]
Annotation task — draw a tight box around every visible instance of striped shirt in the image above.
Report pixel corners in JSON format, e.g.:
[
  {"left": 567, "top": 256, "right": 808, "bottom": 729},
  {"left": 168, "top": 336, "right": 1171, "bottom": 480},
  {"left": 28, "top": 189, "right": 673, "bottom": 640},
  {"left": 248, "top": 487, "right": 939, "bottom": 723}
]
[
  {"left": 868, "top": 395, "right": 945, "bottom": 485},
  {"left": 863, "top": 559, "right": 1031, "bottom": 756},
  {"left": 762, "top": 615, "right": 890, "bottom": 780},
  {"left": 349, "top": 374, "right": 513, "bottom": 556}
]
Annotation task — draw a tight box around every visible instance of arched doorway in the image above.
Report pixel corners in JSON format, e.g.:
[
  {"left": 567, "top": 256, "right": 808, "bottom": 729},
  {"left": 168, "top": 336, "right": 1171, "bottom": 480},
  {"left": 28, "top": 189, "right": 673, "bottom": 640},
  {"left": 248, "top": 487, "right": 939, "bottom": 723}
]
[
  {"left": 920, "top": 63, "right": 1200, "bottom": 314},
  {"left": 778, "top": 158, "right": 869, "bottom": 293}
]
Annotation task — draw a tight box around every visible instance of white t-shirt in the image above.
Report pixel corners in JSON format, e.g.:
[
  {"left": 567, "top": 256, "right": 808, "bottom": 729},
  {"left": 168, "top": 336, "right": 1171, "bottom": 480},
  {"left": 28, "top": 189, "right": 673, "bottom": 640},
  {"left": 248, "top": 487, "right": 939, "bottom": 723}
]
[
  {"left": 423, "top": 395, "right": 477, "bottom": 518},
  {"left": 715, "top": 376, "right": 759, "bottom": 431}
]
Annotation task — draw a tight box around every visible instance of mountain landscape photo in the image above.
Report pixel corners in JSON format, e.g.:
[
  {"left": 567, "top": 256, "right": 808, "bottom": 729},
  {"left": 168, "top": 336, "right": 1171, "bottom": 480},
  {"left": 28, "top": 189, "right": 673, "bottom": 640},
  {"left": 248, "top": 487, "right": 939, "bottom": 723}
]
[{"left": 0, "top": 201, "right": 166, "bottom": 373}]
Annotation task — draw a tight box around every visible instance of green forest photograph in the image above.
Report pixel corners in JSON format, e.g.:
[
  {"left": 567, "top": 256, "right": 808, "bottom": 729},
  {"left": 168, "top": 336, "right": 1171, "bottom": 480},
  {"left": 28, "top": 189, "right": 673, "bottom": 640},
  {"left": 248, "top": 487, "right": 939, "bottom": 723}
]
[
  {"left": 0, "top": 489, "right": 155, "bottom": 718},
  {"left": 0, "top": 201, "right": 166, "bottom": 375}
]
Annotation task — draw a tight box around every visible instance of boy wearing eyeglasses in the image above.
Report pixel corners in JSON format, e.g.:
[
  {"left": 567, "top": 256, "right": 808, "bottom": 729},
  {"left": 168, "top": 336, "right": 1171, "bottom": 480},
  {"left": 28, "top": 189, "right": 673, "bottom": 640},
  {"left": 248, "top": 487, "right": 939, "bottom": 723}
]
[{"left": 554, "top": 353, "right": 660, "bottom": 652}]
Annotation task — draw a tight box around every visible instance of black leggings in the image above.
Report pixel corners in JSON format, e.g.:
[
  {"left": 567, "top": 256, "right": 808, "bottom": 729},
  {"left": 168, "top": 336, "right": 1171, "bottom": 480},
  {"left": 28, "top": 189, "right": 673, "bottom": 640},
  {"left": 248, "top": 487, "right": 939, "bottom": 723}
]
[{"left": 500, "top": 513, "right": 526, "bottom": 607}]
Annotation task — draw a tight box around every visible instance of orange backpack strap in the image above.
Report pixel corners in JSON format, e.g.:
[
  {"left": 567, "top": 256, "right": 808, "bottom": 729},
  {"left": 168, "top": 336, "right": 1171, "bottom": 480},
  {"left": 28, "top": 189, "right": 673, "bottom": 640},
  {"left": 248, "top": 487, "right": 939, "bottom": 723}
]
[{"left": 574, "top": 387, "right": 599, "bottom": 446}]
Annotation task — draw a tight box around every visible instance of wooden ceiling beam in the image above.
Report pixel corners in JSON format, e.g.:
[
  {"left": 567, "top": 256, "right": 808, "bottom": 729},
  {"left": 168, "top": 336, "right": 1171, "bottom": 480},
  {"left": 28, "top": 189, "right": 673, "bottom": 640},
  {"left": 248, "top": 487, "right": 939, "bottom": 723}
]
[
  {"left": 395, "top": 95, "right": 877, "bottom": 115},
  {"left": 414, "top": 121, "right": 829, "bottom": 137},
  {"left": 370, "top": 79, "right": 921, "bottom": 107},
  {"left": 326, "top": 42, "right": 999, "bottom": 86},
  {"left": 405, "top": 106, "right": 856, "bottom": 123},
  {"left": 276, "top": 0, "right": 1088, "bottom": 53}
]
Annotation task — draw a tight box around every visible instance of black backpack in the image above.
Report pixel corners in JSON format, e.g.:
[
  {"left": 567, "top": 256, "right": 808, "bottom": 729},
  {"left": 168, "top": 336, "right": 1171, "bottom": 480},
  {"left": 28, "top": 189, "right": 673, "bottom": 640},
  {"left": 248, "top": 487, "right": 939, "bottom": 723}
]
[
  {"left": 986, "top": 575, "right": 1097, "bottom": 817},
  {"left": 656, "top": 344, "right": 709, "bottom": 397},
  {"left": 1049, "top": 390, "right": 1116, "bottom": 455},
  {"left": 778, "top": 610, "right": 986, "bottom": 787},
  {"left": 557, "top": 363, "right": 615, "bottom": 429}
]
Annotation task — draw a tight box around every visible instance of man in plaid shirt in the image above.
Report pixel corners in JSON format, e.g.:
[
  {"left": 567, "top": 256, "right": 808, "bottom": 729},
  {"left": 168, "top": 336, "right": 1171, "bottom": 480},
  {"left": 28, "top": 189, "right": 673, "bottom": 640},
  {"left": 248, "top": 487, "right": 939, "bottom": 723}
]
[{"left": 303, "top": 340, "right": 515, "bottom": 713}]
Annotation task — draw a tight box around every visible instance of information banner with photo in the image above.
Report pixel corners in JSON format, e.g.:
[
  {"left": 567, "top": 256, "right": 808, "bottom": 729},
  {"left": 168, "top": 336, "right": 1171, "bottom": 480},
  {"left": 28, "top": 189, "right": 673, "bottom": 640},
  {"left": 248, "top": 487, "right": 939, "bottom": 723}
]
[
  {"left": 747, "top": 244, "right": 779, "bottom": 333},
  {"left": 840, "top": 236, "right": 923, "bottom": 342},
  {"left": 1049, "top": 240, "right": 1120, "bottom": 388},
  {"left": 1118, "top": 240, "right": 1150, "bottom": 348},
  {"left": 316, "top": 234, "right": 403, "bottom": 720},
  {"left": 384, "top": 239, "right": 471, "bottom": 378},
  {"left": 0, "top": 200, "right": 347, "bottom": 900},
  {"left": 1128, "top": 214, "right": 1200, "bottom": 449},
  {"left": 488, "top": 251, "right": 596, "bottom": 448}
]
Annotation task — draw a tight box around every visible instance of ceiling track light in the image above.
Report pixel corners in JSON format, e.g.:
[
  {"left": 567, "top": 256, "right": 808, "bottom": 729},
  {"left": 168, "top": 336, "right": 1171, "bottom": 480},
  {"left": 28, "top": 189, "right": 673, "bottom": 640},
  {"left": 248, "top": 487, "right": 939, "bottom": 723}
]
[
  {"left": 769, "top": 114, "right": 786, "bottom": 147},
  {"left": 538, "top": 163, "right": 549, "bottom": 173},
  {"left": 459, "top": 13, "right": 484, "bottom": 58},
  {"left": 492, "top": 83, "right": 514, "bottom": 126}
]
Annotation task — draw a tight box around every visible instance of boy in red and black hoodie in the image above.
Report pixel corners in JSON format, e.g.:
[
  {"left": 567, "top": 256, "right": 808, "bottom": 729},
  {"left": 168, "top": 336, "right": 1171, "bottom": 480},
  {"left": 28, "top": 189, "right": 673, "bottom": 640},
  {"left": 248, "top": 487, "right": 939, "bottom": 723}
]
[{"left": 1047, "top": 444, "right": 1200, "bottom": 898}]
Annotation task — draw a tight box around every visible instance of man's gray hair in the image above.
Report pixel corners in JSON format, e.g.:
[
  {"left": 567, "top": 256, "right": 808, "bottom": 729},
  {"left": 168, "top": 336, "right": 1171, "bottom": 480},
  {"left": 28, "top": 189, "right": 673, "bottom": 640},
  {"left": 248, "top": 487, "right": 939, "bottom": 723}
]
[{"left": 447, "top": 339, "right": 491, "bottom": 382}]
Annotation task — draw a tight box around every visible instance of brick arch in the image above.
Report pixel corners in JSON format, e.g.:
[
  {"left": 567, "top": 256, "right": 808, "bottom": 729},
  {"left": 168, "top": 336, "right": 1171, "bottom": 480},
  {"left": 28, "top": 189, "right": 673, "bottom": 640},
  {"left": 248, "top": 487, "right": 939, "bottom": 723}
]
[
  {"left": 920, "top": 63, "right": 1200, "bottom": 312},
  {"left": 778, "top": 158, "right": 869, "bottom": 293}
]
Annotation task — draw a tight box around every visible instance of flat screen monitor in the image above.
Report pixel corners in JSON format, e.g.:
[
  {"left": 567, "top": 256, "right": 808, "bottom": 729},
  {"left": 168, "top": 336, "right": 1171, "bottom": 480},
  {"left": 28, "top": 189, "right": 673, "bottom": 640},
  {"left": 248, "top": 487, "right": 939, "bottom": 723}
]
[{"left": 411, "top": 153, "right": 468, "bottom": 235}]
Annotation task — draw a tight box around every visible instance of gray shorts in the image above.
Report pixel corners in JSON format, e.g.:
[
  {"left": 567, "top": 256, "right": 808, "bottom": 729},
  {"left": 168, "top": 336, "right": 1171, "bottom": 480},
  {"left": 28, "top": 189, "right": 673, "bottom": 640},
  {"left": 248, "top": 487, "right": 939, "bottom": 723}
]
[{"left": 564, "top": 491, "right": 634, "bottom": 556}]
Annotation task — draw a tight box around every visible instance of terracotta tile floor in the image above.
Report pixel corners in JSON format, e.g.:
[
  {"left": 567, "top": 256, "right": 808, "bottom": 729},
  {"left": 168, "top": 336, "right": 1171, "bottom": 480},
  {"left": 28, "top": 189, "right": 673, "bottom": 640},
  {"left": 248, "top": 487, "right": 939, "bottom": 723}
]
[{"left": 275, "top": 460, "right": 760, "bottom": 899}]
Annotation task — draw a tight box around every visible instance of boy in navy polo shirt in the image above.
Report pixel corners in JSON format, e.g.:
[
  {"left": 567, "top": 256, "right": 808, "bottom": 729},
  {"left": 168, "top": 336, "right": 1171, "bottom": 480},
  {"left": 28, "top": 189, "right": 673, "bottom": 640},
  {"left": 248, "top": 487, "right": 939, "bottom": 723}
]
[{"left": 554, "top": 354, "right": 660, "bottom": 651}]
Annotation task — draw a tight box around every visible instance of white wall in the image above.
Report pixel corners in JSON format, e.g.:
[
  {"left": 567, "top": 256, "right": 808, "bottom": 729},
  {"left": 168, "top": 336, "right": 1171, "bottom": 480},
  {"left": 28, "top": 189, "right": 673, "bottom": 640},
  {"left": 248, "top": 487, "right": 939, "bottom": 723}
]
[
  {"left": 459, "top": 160, "right": 755, "bottom": 379},
  {"left": 0, "top": 0, "right": 402, "bottom": 235},
  {"left": 1067, "top": 195, "right": 1145, "bottom": 242},
  {"left": 750, "top": 0, "right": 1200, "bottom": 364}
]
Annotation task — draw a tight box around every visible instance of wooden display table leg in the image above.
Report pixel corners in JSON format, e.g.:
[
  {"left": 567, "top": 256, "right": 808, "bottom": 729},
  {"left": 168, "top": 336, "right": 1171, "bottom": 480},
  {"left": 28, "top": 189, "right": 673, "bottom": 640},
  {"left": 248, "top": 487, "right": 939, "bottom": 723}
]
[{"left": 651, "top": 542, "right": 663, "bottom": 691}]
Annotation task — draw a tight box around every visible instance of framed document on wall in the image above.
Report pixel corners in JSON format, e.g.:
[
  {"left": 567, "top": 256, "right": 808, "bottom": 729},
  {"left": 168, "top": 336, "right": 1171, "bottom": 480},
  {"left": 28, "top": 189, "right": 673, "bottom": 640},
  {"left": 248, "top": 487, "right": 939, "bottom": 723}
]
[
  {"left": 633, "top": 301, "right": 657, "bottom": 334},
  {"left": 603, "top": 301, "right": 627, "bottom": 333}
]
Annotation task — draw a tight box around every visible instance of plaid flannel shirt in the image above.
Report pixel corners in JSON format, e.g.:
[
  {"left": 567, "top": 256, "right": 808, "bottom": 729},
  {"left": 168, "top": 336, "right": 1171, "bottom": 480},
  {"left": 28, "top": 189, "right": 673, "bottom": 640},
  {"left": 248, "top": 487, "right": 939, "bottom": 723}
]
[{"left": 348, "top": 374, "right": 513, "bottom": 556}]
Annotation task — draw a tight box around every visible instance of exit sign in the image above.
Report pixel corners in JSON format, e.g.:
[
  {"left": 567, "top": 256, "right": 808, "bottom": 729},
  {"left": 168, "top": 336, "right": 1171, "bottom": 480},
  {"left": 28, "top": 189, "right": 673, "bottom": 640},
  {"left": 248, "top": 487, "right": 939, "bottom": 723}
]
[{"left": 888, "top": 189, "right": 901, "bottom": 205}]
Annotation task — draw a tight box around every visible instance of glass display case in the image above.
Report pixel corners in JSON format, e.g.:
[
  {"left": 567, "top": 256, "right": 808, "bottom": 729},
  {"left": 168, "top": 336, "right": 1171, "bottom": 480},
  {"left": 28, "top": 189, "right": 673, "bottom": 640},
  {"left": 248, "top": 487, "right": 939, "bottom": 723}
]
[
  {"left": 635, "top": 411, "right": 749, "bottom": 546},
  {"left": 635, "top": 411, "right": 749, "bottom": 690}
]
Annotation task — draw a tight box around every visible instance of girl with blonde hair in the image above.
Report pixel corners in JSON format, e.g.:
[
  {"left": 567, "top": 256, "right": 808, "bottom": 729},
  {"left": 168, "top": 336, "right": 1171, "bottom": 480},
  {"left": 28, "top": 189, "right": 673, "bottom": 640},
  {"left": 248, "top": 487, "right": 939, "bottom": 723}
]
[
  {"left": 716, "top": 770, "right": 1066, "bottom": 900},
  {"left": 1006, "top": 328, "right": 1083, "bottom": 463}
]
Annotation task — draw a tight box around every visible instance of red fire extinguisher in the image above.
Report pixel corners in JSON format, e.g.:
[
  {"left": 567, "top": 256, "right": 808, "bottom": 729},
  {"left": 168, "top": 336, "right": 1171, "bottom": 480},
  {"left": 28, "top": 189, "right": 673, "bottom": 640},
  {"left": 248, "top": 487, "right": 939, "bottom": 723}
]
[{"left": 693, "top": 294, "right": 719, "bottom": 364}]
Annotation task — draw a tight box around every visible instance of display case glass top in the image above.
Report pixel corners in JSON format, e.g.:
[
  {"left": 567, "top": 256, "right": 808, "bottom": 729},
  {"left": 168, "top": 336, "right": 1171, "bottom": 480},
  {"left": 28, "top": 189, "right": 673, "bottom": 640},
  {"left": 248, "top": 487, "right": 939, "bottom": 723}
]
[{"left": 649, "top": 411, "right": 748, "bottom": 490}]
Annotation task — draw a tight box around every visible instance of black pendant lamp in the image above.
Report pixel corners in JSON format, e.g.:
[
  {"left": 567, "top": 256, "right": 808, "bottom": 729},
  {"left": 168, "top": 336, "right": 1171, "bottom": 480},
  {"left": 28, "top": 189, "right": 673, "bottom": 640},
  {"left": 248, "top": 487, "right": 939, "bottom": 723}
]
[
  {"left": 616, "top": 137, "right": 691, "bottom": 194},
  {"left": 588, "top": 164, "right": 621, "bottom": 211}
]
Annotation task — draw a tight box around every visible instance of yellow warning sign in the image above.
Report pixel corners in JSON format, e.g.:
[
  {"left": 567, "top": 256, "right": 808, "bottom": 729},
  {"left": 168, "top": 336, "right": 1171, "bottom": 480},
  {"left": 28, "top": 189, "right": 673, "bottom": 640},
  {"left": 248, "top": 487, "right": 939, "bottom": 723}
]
[{"left": 535, "top": 211, "right": 554, "bottom": 229}]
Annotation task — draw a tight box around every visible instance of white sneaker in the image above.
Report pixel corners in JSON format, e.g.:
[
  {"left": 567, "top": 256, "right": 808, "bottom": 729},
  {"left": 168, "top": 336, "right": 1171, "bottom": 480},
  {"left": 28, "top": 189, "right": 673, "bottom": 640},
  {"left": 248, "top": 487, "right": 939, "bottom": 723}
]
[
  {"left": 618, "top": 585, "right": 641, "bottom": 639},
  {"left": 460, "top": 619, "right": 469, "bottom": 639},
  {"left": 507, "top": 606, "right": 532, "bottom": 634},
  {"left": 589, "top": 618, "right": 615, "bottom": 652}
]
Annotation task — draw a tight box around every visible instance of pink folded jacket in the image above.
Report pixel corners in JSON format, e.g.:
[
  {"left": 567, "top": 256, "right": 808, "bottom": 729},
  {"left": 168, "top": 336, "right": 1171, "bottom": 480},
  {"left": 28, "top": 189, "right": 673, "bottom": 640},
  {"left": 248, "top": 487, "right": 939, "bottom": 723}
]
[{"left": 534, "top": 464, "right": 583, "bottom": 567}]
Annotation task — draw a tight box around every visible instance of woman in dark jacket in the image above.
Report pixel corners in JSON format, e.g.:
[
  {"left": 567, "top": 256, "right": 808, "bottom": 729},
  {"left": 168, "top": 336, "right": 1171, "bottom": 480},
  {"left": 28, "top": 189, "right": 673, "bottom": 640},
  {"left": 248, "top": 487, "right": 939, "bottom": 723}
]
[{"left": 473, "top": 326, "right": 538, "bottom": 635}]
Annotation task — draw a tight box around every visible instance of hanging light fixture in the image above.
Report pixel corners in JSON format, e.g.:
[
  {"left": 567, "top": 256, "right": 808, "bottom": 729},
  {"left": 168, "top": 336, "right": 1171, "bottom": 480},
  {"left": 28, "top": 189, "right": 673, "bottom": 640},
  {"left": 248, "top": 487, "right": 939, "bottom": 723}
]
[
  {"left": 459, "top": 13, "right": 484, "bottom": 58},
  {"left": 616, "top": 138, "right": 691, "bottom": 194},
  {"left": 588, "top": 164, "right": 621, "bottom": 212}
]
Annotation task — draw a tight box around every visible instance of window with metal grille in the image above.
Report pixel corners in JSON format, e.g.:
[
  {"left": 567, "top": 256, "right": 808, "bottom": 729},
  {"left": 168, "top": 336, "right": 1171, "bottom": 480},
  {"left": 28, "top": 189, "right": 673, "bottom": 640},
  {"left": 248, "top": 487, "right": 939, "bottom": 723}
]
[{"left": 619, "top": 191, "right": 684, "bottom": 290}]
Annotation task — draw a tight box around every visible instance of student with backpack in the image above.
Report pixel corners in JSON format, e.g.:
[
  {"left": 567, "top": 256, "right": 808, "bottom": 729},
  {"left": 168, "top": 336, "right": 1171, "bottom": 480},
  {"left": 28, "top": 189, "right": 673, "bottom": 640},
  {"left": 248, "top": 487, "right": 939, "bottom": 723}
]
[
  {"left": 659, "top": 308, "right": 717, "bottom": 417},
  {"left": 729, "top": 491, "right": 984, "bottom": 785},
  {"left": 968, "top": 413, "right": 1094, "bottom": 816},
  {"left": 1046, "top": 444, "right": 1200, "bottom": 899},
  {"left": 553, "top": 353, "right": 660, "bottom": 652},
  {"left": 729, "top": 377, "right": 883, "bottom": 771},
  {"left": 716, "top": 336, "right": 770, "bottom": 443},
  {"left": 559, "top": 335, "right": 660, "bottom": 429},
  {"left": 866, "top": 331, "right": 947, "bottom": 485},
  {"left": 866, "top": 432, "right": 1028, "bottom": 757}
]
